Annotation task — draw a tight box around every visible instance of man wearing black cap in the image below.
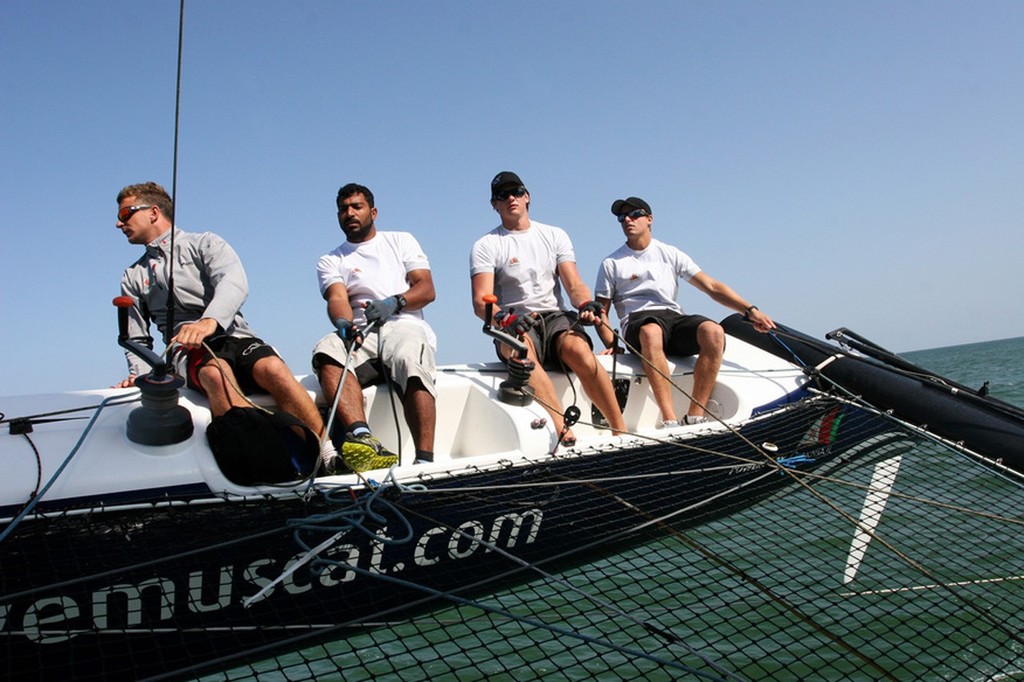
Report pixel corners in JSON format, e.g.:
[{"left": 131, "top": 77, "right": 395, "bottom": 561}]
[
  {"left": 470, "top": 171, "right": 626, "bottom": 444},
  {"left": 594, "top": 197, "right": 776, "bottom": 427}
]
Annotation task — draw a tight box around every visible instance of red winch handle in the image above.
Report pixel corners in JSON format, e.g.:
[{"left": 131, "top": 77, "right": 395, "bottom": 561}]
[
  {"left": 113, "top": 296, "right": 134, "bottom": 340},
  {"left": 112, "top": 296, "right": 170, "bottom": 377},
  {"left": 482, "top": 294, "right": 498, "bottom": 328}
]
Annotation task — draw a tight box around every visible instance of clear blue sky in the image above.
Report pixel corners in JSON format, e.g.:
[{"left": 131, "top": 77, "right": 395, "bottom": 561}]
[{"left": 2, "top": 1, "right": 1022, "bottom": 396}]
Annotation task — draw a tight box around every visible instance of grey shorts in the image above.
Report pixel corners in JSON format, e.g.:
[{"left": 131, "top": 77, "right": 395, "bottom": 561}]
[
  {"left": 493, "top": 310, "right": 593, "bottom": 369},
  {"left": 312, "top": 319, "right": 436, "bottom": 396}
]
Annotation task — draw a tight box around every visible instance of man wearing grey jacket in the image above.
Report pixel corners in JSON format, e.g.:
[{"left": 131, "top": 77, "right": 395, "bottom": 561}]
[{"left": 113, "top": 181, "right": 334, "bottom": 467}]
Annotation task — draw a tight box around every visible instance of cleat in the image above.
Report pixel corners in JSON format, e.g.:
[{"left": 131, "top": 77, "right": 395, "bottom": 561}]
[{"left": 342, "top": 432, "right": 398, "bottom": 472}]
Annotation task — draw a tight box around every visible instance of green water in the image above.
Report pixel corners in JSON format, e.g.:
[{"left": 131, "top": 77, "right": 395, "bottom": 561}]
[{"left": 903, "top": 336, "right": 1024, "bottom": 408}]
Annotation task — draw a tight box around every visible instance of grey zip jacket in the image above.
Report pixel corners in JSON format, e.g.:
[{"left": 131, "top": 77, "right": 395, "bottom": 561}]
[{"left": 119, "top": 228, "right": 256, "bottom": 377}]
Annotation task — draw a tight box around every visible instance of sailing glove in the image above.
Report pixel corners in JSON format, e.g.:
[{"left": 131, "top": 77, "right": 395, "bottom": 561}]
[
  {"left": 333, "top": 318, "right": 363, "bottom": 351},
  {"left": 577, "top": 300, "right": 604, "bottom": 325},
  {"left": 495, "top": 308, "right": 537, "bottom": 337},
  {"left": 364, "top": 296, "right": 401, "bottom": 324}
]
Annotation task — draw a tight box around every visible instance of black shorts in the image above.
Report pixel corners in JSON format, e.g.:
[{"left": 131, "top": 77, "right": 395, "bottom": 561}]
[
  {"left": 178, "top": 335, "right": 279, "bottom": 394},
  {"left": 624, "top": 310, "right": 713, "bottom": 358}
]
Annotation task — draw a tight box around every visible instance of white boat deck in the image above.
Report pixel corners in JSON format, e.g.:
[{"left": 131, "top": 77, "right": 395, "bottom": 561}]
[{"left": 0, "top": 334, "right": 807, "bottom": 514}]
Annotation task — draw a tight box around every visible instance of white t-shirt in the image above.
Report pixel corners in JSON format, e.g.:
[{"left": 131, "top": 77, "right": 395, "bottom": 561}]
[
  {"left": 594, "top": 238, "right": 702, "bottom": 332},
  {"left": 317, "top": 231, "right": 436, "bottom": 348},
  {"left": 469, "top": 220, "right": 576, "bottom": 313}
]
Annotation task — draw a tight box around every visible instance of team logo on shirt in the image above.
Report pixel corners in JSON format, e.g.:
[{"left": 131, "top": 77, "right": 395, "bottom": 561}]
[{"left": 508, "top": 257, "right": 520, "bottom": 268}]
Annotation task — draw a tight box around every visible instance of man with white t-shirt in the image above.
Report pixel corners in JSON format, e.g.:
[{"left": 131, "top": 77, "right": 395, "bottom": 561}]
[
  {"left": 312, "top": 183, "right": 437, "bottom": 472},
  {"left": 593, "top": 196, "right": 776, "bottom": 427},
  {"left": 470, "top": 171, "right": 626, "bottom": 445}
]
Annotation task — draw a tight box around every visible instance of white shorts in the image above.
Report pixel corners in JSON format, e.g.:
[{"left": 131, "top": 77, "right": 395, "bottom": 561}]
[{"left": 312, "top": 319, "right": 436, "bottom": 397}]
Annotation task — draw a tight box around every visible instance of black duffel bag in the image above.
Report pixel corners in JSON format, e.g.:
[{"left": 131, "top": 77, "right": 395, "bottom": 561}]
[{"left": 207, "top": 407, "right": 318, "bottom": 485}]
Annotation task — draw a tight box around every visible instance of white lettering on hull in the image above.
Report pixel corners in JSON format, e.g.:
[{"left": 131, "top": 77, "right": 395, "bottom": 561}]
[{"left": 2, "top": 508, "right": 543, "bottom": 645}]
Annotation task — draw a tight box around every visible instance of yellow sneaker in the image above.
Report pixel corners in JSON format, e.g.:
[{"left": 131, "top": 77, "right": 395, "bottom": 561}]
[{"left": 342, "top": 432, "right": 398, "bottom": 472}]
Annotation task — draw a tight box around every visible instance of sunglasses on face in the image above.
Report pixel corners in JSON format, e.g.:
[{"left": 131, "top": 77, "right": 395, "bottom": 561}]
[
  {"left": 492, "top": 186, "right": 528, "bottom": 202},
  {"left": 118, "top": 204, "right": 153, "bottom": 222},
  {"left": 617, "top": 209, "right": 649, "bottom": 223}
]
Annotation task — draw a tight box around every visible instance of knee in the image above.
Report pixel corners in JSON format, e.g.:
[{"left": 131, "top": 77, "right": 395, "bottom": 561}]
[
  {"left": 196, "top": 361, "right": 232, "bottom": 394},
  {"left": 638, "top": 324, "right": 664, "bottom": 353},
  {"left": 251, "top": 356, "right": 291, "bottom": 387},
  {"left": 510, "top": 335, "right": 541, "bottom": 364},
  {"left": 196, "top": 363, "right": 219, "bottom": 387},
  {"left": 316, "top": 361, "right": 341, "bottom": 389},
  {"left": 698, "top": 322, "right": 725, "bottom": 355},
  {"left": 405, "top": 376, "right": 435, "bottom": 399},
  {"left": 558, "top": 333, "right": 596, "bottom": 367}
]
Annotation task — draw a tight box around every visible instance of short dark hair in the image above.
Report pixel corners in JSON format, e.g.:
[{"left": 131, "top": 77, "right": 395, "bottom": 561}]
[
  {"left": 337, "top": 183, "right": 374, "bottom": 209},
  {"left": 117, "top": 182, "right": 174, "bottom": 221}
]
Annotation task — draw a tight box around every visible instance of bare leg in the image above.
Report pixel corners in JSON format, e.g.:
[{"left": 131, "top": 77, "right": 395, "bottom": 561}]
[
  {"left": 557, "top": 332, "right": 626, "bottom": 435},
  {"left": 637, "top": 323, "right": 677, "bottom": 424},
  {"left": 196, "top": 359, "right": 253, "bottom": 417},
  {"left": 318, "top": 360, "right": 397, "bottom": 472},
  {"left": 317, "top": 362, "right": 367, "bottom": 435},
  {"left": 402, "top": 377, "right": 436, "bottom": 452},
  {"left": 688, "top": 321, "right": 725, "bottom": 418},
  {"left": 251, "top": 356, "right": 325, "bottom": 436},
  {"left": 502, "top": 337, "right": 575, "bottom": 442}
]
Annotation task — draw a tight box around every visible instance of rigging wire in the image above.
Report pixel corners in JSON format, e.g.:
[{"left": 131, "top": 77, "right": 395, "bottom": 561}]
[
  {"left": 403, "top": 318, "right": 1024, "bottom": 668},
  {"left": 745, "top": 335, "right": 1024, "bottom": 648},
  {"left": 166, "top": 0, "right": 186, "bottom": 336},
  {"left": 366, "top": 405, "right": 1024, "bottom": 676}
]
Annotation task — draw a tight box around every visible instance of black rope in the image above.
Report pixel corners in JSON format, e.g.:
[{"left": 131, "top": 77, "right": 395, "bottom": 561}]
[
  {"left": 2, "top": 433, "right": 43, "bottom": 523},
  {"left": 0, "top": 397, "right": 141, "bottom": 426}
]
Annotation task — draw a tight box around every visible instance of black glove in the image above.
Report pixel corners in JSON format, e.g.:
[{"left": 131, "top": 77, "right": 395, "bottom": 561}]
[
  {"left": 577, "top": 300, "right": 604, "bottom": 325},
  {"left": 496, "top": 308, "right": 537, "bottom": 337},
  {"left": 333, "top": 318, "right": 363, "bottom": 351},
  {"left": 507, "top": 355, "right": 535, "bottom": 384},
  {"left": 364, "top": 296, "right": 401, "bottom": 324}
]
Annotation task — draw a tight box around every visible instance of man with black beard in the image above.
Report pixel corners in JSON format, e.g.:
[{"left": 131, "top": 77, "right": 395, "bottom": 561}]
[{"left": 311, "top": 183, "right": 437, "bottom": 472}]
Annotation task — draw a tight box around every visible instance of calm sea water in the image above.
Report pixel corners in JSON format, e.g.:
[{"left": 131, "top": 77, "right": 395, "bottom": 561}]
[{"left": 902, "top": 335, "right": 1024, "bottom": 408}]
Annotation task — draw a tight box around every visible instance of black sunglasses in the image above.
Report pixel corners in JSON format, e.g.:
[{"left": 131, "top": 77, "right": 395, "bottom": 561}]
[
  {"left": 617, "top": 208, "right": 649, "bottom": 223},
  {"left": 492, "top": 186, "right": 528, "bottom": 201}
]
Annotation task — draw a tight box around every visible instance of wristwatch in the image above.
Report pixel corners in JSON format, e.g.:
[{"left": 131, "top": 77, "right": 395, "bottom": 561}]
[{"left": 395, "top": 294, "right": 408, "bottom": 312}]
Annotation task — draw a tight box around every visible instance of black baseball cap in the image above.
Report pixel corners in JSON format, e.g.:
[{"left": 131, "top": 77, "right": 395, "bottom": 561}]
[
  {"left": 610, "top": 197, "right": 652, "bottom": 216},
  {"left": 491, "top": 171, "right": 526, "bottom": 196}
]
